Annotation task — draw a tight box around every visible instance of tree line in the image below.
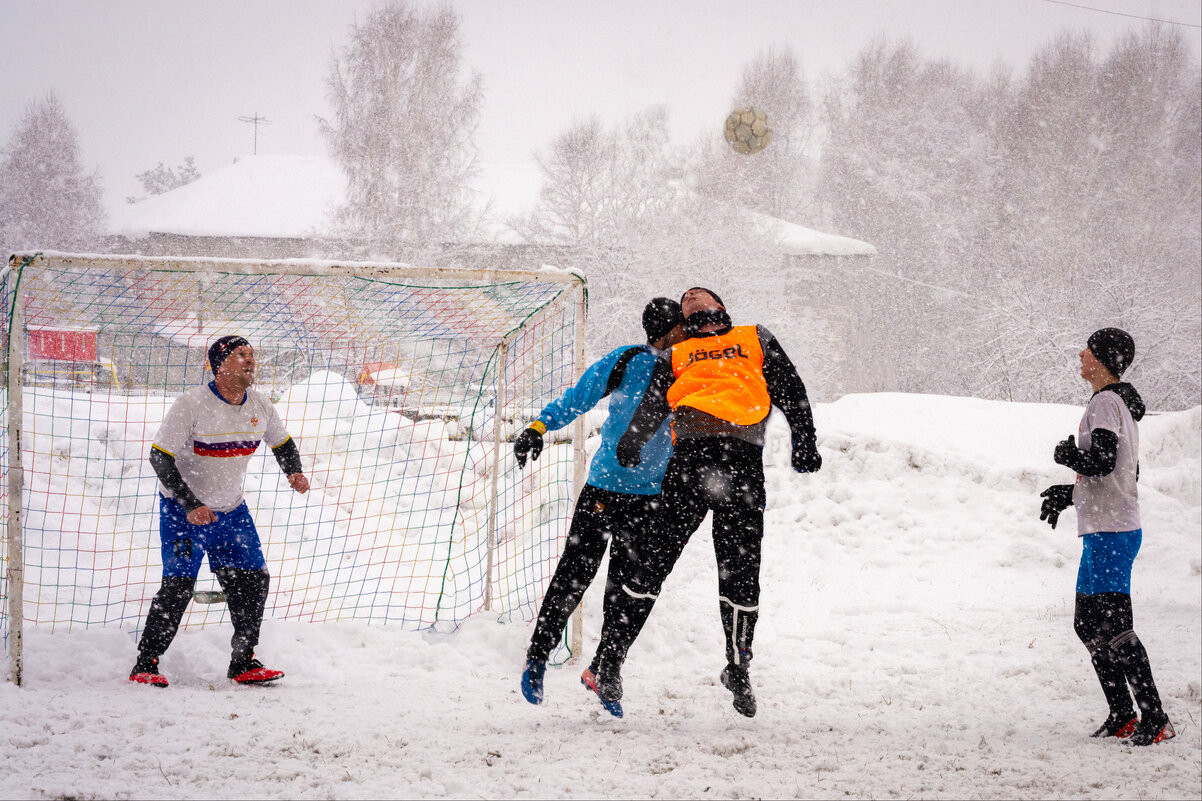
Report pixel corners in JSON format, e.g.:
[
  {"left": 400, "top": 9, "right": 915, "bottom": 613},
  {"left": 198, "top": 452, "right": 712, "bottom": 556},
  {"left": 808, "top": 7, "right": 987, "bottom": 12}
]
[{"left": 1, "top": 1, "right": 1197, "bottom": 408}]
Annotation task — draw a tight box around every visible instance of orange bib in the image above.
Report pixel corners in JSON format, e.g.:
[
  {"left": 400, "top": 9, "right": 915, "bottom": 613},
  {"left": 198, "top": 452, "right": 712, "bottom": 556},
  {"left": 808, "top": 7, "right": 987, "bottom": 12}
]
[{"left": 668, "top": 326, "right": 771, "bottom": 426}]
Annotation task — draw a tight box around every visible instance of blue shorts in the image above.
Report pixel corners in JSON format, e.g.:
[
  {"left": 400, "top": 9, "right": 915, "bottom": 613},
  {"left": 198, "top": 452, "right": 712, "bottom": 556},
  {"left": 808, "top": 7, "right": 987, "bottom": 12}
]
[
  {"left": 1076, "top": 529, "right": 1142, "bottom": 595},
  {"left": 159, "top": 496, "right": 267, "bottom": 578}
]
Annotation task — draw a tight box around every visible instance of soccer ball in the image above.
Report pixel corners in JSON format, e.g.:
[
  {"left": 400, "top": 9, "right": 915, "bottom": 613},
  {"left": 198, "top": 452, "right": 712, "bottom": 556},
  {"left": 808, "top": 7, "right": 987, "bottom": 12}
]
[{"left": 724, "top": 106, "right": 772, "bottom": 155}]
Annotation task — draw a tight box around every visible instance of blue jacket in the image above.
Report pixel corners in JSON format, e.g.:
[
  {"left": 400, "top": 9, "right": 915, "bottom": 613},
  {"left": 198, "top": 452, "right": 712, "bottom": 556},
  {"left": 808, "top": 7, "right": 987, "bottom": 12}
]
[{"left": 537, "top": 344, "right": 673, "bottom": 495}]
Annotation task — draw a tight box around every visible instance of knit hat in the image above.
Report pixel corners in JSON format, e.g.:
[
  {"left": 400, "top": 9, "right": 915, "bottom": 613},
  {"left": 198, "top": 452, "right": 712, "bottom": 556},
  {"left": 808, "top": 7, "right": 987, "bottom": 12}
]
[
  {"left": 208, "top": 335, "right": 251, "bottom": 374},
  {"left": 642, "top": 297, "right": 684, "bottom": 343},
  {"left": 1087, "top": 328, "right": 1135, "bottom": 378},
  {"left": 680, "top": 287, "right": 725, "bottom": 315}
]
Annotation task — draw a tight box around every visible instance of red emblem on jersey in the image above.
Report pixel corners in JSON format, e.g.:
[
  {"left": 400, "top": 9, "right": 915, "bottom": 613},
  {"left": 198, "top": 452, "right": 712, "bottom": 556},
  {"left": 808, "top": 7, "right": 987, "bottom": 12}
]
[{"left": 250, "top": 416, "right": 259, "bottom": 427}]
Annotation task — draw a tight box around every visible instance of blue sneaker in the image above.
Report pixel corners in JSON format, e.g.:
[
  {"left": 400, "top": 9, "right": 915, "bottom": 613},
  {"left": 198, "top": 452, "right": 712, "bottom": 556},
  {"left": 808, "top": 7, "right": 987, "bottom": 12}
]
[
  {"left": 521, "top": 657, "right": 546, "bottom": 705},
  {"left": 580, "top": 667, "right": 624, "bottom": 718}
]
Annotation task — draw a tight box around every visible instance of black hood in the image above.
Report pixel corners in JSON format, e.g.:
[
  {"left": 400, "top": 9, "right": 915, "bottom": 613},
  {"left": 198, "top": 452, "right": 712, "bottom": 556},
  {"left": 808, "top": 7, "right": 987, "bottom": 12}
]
[{"left": 1098, "top": 382, "right": 1146, "bottom": 422}]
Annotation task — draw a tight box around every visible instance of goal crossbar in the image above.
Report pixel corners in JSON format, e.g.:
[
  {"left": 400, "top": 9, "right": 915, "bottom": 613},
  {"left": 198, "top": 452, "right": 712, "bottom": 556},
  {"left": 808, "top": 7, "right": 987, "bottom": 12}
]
[{"left": 10, "top": 251, "right": 585, "bottom": 286}]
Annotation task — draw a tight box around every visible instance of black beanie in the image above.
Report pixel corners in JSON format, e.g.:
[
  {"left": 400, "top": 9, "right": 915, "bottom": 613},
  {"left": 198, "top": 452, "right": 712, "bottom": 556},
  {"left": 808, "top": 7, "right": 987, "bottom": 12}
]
[
  {"left": 1087, "top": 327, "right": 1135, "bottom": 378},
  {"left": 208, "top": 335, "right": 251, "bottom": 374},
  {"left": 680, "top": 287, "right": 725, "bottom": 314},
  {"left": 642, "top": 297, "right": 684, "bottom": 343}
]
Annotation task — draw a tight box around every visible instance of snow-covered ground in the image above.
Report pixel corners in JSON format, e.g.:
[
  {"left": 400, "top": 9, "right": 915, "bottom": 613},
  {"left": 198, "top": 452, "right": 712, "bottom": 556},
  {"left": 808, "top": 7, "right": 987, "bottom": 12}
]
[{"left": 2, "top": 392, "right": 1199, "bottom": 799}]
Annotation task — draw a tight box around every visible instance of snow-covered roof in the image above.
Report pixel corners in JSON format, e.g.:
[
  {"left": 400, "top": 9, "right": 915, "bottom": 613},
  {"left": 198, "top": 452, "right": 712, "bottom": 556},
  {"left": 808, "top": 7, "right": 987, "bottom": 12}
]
[
  {"left": 110, "top": 155, "right": 543, "bottom": 245},
  {"left": 111, "top": 155, "right": 345, "bottom": 240},
  {"left": 758, "top": 214, "right": 877, "bottom": 257},
  {"left": 111, "top": 154, "right": 874, "bottom": 256}
]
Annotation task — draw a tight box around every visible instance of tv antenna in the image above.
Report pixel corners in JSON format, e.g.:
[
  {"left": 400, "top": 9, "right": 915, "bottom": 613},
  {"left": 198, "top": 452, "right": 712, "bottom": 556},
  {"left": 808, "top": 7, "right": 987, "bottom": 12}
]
[{"left": 237, "top": 112, "right": 272, "bottom": 155}]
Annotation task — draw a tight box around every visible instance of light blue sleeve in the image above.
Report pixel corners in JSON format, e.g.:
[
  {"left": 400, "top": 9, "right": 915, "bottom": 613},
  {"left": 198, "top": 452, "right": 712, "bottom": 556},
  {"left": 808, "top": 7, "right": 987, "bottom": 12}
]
[{"left": 535, "top": 347, "right": 632, "bottom": 432}]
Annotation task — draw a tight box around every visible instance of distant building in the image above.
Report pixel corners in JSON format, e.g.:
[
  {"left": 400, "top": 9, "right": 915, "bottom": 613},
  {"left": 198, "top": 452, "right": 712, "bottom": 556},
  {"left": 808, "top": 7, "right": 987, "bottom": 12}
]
[
  {"left": 110, "top": 153, "right": 874, "bottom": 261},
  {"left": 108, "top": 154, "right": 876, "bottom": 396},
  {"left": 108, "top": 155, "right": 557, "bottom": 267}
]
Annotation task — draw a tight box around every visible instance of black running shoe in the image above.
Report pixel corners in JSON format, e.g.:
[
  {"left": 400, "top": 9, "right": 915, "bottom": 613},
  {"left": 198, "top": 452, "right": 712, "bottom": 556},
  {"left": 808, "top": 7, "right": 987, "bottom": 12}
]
[
  {"left": 1128, "top": 713, "right": 1175, "bottom": 746},
  {"left": 597, "top": 665, "right": 623, "bottom": 703},
  {"left": 580, "top": 667, "right": 623, "bottom": 718},
  {"left": 1091, "top": 711, "right": 1138, "bottom": 739},
  {"left": 720, "top": 664, "right": 756, "bottom": 718}
]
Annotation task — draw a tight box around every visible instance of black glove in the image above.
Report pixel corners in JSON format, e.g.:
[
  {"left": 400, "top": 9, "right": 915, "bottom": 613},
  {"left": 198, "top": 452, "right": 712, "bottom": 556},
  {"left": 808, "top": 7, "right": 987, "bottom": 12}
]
[
  {"left": 1053, "top": 435, "right": 1079, "bottom": 468},
  {"left": 1053, "top": 429, "right": 1119, "bottom": 477},
  {"left": 513, "top": 424, "right": 544, "bottom": 468},
  {"left": 791, "top": 438, "right": 822, "bottom": 473},
  {"left": 1039, "top": 484, "right": 1074, "bottom": 530},
  {"left": 616, "top": 435, "right": 642, "bottom": 468}
]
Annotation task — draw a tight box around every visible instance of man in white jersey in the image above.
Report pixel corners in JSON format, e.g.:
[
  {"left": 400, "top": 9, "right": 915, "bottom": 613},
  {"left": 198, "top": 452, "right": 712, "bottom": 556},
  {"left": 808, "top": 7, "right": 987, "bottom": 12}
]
[
  {"left": 1039, "top": 328, "right": 1174, "bottom": 746},
  {"left": 129, "top": 336, "right": 310, "bottom": 687}
]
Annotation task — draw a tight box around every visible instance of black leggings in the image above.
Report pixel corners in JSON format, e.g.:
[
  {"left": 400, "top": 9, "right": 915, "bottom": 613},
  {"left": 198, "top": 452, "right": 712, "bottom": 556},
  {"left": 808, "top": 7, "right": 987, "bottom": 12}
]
[
  {"left": 137, "top": 568, "right": 270, "bottom": 665},
  {"left": 525, "top": 485, "right": 657, "bottom": 661},
  {"left": 1073, "top": 592, "right": 1164, "bottom": 719},
  {"left": 598, "top": 437, "right": 766, "bottom": 672}
]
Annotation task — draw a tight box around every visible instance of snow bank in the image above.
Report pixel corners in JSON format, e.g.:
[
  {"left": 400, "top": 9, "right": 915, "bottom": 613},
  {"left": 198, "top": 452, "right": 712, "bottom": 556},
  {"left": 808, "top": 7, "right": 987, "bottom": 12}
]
[{"left": 2, "top": 393, "right": 1198, "bottom": 799}]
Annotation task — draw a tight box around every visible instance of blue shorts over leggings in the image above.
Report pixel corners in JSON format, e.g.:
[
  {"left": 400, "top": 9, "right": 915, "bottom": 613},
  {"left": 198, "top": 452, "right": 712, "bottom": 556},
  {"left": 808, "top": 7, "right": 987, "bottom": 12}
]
[
  {"left": 159, "top": 496, "right": 267, "bottom": 578},
  {"left": 1076, "top": 529, "right": 1142, "bottom": 595}
]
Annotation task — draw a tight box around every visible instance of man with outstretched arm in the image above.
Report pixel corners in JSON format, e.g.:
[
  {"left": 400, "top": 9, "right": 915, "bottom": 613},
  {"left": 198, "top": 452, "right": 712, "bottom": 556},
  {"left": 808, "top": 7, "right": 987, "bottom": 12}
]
[
  {"left": 516, "top": 298, "right": 685, "bottom": 718},
  {"left": 129, "top": 336, "right": 310, "bottom": 688},
  {"left": 596, "top": 286, "right": 821, "bottom": 717},
  {"left": 1038, "top": 327, "right": 1174, "bottom": 746}
]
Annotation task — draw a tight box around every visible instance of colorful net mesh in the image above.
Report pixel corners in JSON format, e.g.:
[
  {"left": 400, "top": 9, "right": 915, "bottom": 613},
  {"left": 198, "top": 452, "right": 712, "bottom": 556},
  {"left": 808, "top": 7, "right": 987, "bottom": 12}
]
[{"left": 1, "top": 253, "right": 584, "bottom": 646}]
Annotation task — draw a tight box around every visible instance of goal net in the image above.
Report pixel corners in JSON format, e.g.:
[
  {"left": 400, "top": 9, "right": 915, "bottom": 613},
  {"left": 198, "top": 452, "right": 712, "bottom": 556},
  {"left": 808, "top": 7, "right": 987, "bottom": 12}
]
[{"left": 1, "top": 252, "right": 587, "bottom": 683}]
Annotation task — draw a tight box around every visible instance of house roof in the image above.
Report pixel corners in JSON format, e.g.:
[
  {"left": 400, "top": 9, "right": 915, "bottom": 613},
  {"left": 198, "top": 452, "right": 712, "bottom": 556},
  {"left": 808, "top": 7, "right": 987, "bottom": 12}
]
[
  {"left": 111, "top": 155, "right": 344, "bottom": 239},
  {"left": 110, "top": 155, "right": 542, "bottom": 244},
  {"left": 756, "top": 213, "right": 877, "bottom": 257},
  {"left": 111, "top": 154, "right": 874, "bottom": 255}
]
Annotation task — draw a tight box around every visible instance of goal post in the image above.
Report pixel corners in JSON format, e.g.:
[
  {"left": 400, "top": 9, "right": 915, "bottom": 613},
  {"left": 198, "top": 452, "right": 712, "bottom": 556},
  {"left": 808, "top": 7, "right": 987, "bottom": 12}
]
[{"left": 1, "top": 251, "right": 589, "bottom": 686}]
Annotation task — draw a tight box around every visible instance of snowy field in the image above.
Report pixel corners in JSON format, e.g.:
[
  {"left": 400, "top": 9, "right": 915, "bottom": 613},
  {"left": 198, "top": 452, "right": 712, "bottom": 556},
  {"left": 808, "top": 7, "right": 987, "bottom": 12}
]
[{"left": 2, "top": 392, "right": 1199, "bottom": 800}]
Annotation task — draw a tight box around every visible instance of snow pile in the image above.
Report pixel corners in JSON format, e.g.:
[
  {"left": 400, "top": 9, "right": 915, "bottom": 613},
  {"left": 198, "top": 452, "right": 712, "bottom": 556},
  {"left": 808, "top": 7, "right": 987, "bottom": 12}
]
[
  {"left": 2, "top": 392, "right": 1199, "bottom": 799},
  {"left": 13, "top": 372, "right": 525, "bottom": 633}
]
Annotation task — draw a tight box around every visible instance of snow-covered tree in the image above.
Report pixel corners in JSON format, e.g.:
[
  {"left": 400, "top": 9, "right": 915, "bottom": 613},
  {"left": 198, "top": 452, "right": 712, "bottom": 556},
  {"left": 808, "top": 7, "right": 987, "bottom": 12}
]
[
  {"left": 694, "top": 45, "right": 816, "bottom": 222},
  {"left": 127, "top": 156, "right": 200, "bottom": 203},
  {"left": 814, "top": 27, "right": 1199, "bottom": 409},
  {"left": 518, "top": 107, "right": 783, "bottom": 361},
  {"left": 319, "top": 0, "right": 482, "bottom": 252},
  {"left": 515, "top": 106, "right": 677, "bottom": 249},
  {"left": 513, "top": 107, "right": 679, "bottom": 354},
  {"left": 1086, "top": 24, "right": 1200, "bottom": 407},
  {"left": 984, "top": 25, "right": 1201, "bottom": 407},
  {"left": 819, "top": 38, "right": 995, "bottom": 395},
  {"left": 0, "top": 93, "right": 105, "bottom": 256}
]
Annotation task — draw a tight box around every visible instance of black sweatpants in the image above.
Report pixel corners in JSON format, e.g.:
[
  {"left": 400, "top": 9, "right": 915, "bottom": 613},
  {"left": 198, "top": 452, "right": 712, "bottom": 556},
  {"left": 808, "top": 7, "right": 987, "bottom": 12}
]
[
  {"left": 1073, "top": 591, "right": 1165, "bottom": 719},
  {"left": 598, "top": 436, "right": 766, "bottom": 674},
  {"left": 526, "top": 484, "right": 660, "bottom": 662},
  {"left": 137, "top": 568, "right": 270, "bottom": 666}
]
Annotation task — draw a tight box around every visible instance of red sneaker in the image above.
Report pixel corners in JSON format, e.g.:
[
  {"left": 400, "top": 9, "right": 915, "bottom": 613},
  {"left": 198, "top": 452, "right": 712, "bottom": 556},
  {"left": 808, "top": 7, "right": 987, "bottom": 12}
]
[
  {"left": 1129, "top": 715, "right": 1176, "bottom": 747},
  {"left": 129, "top": 656, "right": 169, "bottom": 688},
  {"left": 228, "top": 656, "right": 284, "bottom": 684},
  {"left": 1091, "top": 712, "right": 1138, "bottom": 739},
  {"left": 580, "top": 667, "right": 623, "bottom": 718}
]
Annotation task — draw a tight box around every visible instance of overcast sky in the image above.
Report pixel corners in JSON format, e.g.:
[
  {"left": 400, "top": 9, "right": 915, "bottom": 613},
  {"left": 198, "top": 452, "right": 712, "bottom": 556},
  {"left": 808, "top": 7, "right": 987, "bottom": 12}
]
[{"left": 2, "top": 0, "right": 1199, "bottom": 215}]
